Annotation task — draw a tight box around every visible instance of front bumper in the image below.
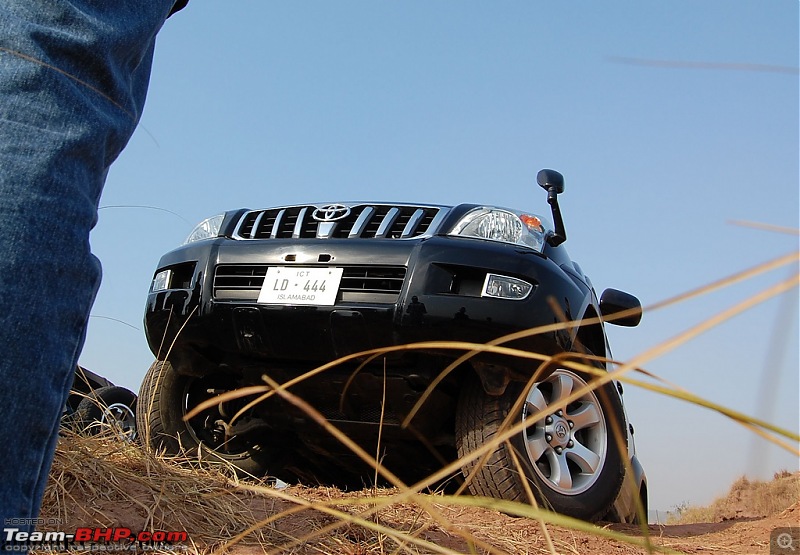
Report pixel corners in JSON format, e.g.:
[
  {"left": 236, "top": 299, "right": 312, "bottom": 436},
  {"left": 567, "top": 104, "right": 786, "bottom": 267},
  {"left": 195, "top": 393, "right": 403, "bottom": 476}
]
[{"left": 145, "top": 235, "right": 593, "bottom": 377}]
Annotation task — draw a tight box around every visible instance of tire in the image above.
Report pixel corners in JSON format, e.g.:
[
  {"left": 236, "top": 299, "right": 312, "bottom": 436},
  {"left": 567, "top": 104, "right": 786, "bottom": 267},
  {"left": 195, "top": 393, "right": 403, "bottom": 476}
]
[
  {"left": 75, "top": 385, "right": 138, "bottom": 441},
  {"left": 136, "top": 360, "right": 269, "bottom": 476},
  {"left": 455, "top": 367, "right": 627, "bottom": 522}
]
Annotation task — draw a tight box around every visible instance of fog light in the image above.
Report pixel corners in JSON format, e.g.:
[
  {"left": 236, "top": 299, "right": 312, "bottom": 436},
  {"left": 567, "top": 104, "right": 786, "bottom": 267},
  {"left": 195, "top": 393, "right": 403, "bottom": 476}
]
[
  {"left": 151, "top": 269, "right": 172, "bottom": 292},
  {"left": 482, "top": 273, "right": 533, "bottom": 300}
]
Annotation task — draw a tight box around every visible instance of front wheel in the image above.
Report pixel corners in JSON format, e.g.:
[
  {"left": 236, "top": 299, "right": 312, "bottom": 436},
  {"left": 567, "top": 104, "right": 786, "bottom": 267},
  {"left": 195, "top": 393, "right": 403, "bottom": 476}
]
[
  {"left": 136, "top": 360, "right": 269, "bottom": 476},
  {"left": 455, "top": 368, "right": 626, "bottom": 521}
]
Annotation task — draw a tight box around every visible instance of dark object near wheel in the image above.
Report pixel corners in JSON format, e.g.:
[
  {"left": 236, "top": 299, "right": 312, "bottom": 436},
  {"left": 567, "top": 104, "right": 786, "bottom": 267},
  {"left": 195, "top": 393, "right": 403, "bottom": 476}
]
[
  {"left": 136, "top": 360, "right": 269, "bottom": 476},
  {"left": 456, "top": 367, "right": 626, "bottom": 522},
  {"left": 74, "top": 385, "right": 138, "bottom": 441}
]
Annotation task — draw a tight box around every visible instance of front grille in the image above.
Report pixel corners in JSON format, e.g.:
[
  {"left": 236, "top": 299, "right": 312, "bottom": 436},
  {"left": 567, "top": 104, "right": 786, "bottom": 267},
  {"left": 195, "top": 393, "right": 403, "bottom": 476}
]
[
  {"left": 213, "top": 265, "right": 406, "bottom": 303},
  {"left": 340, "top": 266, "right": 405, "bottom": 293},
  {"left": 234, "top": 204, "right": 444, "bottom": 240}
]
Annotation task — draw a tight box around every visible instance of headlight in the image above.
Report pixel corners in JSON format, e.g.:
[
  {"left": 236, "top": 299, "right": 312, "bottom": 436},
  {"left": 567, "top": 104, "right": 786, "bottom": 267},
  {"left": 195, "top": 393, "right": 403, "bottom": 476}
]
[
  {"left": 151, "top": 269, "right": 171, "bottom": 292},
  {"left": 448, "top": 207, "right": 547, "bottom": 251},
  {"left": 184, "top": 214, "right": 225, "bottom": 244}
]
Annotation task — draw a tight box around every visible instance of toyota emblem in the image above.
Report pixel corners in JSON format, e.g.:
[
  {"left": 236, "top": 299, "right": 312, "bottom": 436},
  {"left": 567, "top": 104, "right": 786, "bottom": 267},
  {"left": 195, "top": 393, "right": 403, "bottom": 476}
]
[{"left": 312, "top": 204, "right": 351, "bottom": 222}]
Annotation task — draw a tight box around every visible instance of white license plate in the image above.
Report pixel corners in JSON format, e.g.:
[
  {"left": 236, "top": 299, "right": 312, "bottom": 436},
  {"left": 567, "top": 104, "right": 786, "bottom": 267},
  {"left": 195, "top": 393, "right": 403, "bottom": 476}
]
[{"left": 257, "top": 267, "right": 343, "bottom": 306}]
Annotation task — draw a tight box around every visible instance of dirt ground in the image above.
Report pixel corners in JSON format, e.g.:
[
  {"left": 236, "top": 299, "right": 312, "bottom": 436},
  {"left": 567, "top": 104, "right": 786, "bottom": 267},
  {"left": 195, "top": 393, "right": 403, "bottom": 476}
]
[
  {"left": 33, "top": 436, "right": 799, "bottom": 554},
  {"left": 39, "top": 443, "right": 800, "bottom": 555},
  {"left": 206, "top": 496, "right": 800, "bottom": 555}
]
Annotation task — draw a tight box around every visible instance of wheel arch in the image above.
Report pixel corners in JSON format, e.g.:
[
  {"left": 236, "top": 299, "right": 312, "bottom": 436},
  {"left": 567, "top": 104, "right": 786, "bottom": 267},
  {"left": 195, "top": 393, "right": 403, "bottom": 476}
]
[{"left": 574, "top": 305, "right": 608, "bottom": 361}]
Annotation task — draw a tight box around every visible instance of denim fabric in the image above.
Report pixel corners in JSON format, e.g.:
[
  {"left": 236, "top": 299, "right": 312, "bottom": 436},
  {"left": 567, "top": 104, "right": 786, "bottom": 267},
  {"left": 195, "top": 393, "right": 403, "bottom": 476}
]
[{"left": 0, "top": 0, "right": 175, "bottom": 531}]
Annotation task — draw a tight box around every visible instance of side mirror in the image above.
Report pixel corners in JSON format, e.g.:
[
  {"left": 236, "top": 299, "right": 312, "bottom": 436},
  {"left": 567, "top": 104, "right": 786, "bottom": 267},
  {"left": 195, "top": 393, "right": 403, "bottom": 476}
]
[
  {"left": 536, "top": 169, "right": 567, "bottom": 246},
  {"left": 537, "top": 169, "right": 565, "bottom": 195},
  {"left": 600, "top": 288, "right": 642, "bottom": 327}
]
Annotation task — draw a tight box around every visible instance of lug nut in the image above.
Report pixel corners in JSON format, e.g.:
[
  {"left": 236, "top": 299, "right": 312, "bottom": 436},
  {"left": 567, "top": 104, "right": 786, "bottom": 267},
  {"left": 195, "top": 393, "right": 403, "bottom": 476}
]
[
  {"left": 556, "top": 410, "right": 563, "bottom": 416},
  {"left": 567, "top": 440, "right": 574, "bottom": 448},
  {"left": 545, "top": 434, "right": 552, "bottom": 443},
  {"left": 569, "top": 421, "right": 574, "bottom": 428},
  {"left": 545, "top": 416, "right": 553, "bottom": 425},
  {"left": 555, "top": 447, "right": 563, "bottom": 455}
]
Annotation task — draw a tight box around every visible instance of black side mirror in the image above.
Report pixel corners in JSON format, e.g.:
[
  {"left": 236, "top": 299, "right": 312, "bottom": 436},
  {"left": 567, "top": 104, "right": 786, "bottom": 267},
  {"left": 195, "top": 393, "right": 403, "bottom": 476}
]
[
  {"left": 537, "top": 169, "right": 566, "bottom": 246},
  {"left": 600, "top": 288, "right": 642, "bottom": 327},
  {"left": 537, "top": 169, "right": 565, "bottom": 195}
]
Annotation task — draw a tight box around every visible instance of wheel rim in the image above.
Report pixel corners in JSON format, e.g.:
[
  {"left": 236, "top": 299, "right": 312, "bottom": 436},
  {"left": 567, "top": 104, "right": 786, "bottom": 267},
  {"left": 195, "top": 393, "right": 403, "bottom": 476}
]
[
  {"left": 521, "top": 369, "right": 607, "bottom": 496},
  {"left": 100, "top": 403, "right": 137, "bottom": 441}
]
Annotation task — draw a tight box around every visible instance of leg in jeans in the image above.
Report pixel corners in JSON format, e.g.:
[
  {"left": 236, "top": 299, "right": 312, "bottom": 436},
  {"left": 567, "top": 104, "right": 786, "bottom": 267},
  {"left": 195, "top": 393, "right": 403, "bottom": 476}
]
[{"left": 0, "top": 0, "right": 176, "bottom": 530}]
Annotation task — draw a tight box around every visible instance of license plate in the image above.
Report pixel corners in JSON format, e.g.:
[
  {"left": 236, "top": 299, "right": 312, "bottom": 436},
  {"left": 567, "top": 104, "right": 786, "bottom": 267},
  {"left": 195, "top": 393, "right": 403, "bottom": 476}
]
[{"left": 257, "top": 267, "right": 343, "bottom": 306}]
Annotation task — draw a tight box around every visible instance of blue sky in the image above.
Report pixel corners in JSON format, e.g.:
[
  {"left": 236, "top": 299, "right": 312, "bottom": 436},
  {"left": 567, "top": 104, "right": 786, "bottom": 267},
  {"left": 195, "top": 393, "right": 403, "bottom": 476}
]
[{"left": 81, "top": 1, "right": 798, "bottom": 513}]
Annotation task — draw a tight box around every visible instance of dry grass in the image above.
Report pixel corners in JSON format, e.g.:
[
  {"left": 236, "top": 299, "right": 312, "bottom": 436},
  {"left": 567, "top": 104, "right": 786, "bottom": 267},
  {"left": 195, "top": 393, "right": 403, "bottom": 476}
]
[
  {"left": 41, "top": 431, "right": 283, "bottom": 552},
  {"left": 42, "top": 433, "right": 675, "bottom": 554},
  {"left": 668, "top": 471, "right": 800, "bottom": 524},
  {"left": 39, "top": 433, "right": 799, "bottom": 554}
]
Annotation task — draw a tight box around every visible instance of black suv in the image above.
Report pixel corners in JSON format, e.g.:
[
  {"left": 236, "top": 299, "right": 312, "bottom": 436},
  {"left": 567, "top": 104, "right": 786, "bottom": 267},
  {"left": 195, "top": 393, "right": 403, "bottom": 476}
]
[{"left": 137, "top": 170, "right": 646, "bottom": 522}]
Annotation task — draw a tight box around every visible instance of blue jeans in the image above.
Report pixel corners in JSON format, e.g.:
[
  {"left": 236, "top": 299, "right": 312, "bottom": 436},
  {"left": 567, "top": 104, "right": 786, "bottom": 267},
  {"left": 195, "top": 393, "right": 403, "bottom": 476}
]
[{"left": 0, "top": 0, "right": 175, "bottom": 531}]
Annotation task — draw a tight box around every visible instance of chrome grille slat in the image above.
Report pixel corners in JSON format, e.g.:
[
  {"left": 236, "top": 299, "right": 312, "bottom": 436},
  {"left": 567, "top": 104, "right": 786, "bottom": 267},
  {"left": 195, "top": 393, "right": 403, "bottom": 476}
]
[
  {"left": 361, "top": 206, "right": 390, "bottom": 238},
  {"left": 270, "top": 209, "right": 285, "bottom": 239},
  {"left": 249, "top": 211, "right": 265, "bottom": 239},
  {"left": 233, "top": 204, "right": 447, "bottom": 240},
  {"left": 235, "top": 212, "right": 258, "bottom": 238},
  {"left": 292, "top": 207, "right": 308, "bottom": 238},
  {"left": 279, "top": 208, "right": 300, "bottom": 238},
  {"left": 349, "top": 206, "right": 375, "bottom": 238},
  {"left": 401, "top": 208, "right": 425, "bottom": 238},
  {"left": 375, "top": 207, "right": 400, "bottom": 238},
  {"left": 424, "top": 209, "right": 448, "bottom": 236}
]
